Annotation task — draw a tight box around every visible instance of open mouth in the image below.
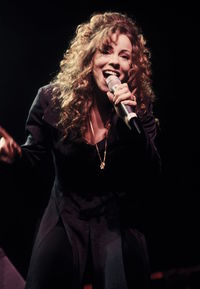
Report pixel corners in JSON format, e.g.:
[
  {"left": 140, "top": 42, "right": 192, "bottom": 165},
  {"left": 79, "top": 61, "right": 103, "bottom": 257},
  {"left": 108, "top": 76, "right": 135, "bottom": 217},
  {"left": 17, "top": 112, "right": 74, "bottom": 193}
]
[{"left": 103, "top": 70, "right": 120, "bottom": 79}]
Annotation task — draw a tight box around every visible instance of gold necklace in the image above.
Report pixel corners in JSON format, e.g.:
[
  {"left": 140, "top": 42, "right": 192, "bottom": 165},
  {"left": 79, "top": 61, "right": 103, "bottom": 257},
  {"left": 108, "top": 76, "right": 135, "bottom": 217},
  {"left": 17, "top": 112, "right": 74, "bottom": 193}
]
[{"left": 89, "top": 119, "right": 109, "bottom": 170}]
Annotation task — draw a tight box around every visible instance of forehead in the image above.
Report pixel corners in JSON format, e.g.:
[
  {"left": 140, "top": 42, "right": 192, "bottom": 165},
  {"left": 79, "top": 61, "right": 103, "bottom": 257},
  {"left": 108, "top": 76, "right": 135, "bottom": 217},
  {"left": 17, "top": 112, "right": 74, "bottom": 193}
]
[
  {"left": 100, "top": 32, "right": 132, "bottom": 52},
  {"left": 110, "top": 33, "right": 132, "bottom": 51}
]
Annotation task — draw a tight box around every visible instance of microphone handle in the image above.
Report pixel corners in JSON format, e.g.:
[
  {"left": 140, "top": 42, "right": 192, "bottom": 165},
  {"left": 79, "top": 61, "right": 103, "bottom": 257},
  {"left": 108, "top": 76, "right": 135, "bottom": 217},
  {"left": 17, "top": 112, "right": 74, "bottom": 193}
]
[
  {"left": 114, "top": 103, "right": 141, "bottom": 134},
  {"left": 128, "top": 115, "right": 141, "bottom": 134}
]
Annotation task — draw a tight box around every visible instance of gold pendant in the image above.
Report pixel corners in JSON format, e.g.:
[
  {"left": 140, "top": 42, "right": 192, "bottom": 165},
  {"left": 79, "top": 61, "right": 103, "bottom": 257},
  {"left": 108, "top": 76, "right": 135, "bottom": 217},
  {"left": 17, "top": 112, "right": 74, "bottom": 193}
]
[{"left": 100, "top": 162, "right": 105, "bottom": 170}]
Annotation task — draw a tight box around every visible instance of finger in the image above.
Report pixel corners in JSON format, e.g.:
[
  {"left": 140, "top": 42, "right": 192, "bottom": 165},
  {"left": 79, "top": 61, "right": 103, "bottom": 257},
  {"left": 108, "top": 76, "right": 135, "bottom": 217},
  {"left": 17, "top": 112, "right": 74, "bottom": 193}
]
[
  {"left": 0, "top": 144, "right": 19, "bottom": 164},
  {"left": 132, "top": 87, "right": 137, "bottom": 95},
  {"left": 0, "top": 137, "right": 8, "bottom": 156},
  {"left": 0, "top": 126, "right": 12, "bottom": 140},
  {"left": 130, "top": 94, "right": 136, "bottom": 101},
  {"left": 113, "top": 85, "right": 131, "bottom": 101},
  {"left": 107, "top": 91, "right": 115, "bottom": 103},
  {"left": 120, "top": 99, "right": 137, "bottom": 107},
  {"left": 114, "top": 92, "right": 134, "bottom": 105},
  {"left": 0, "top": 136, "right": 6, "bottom": 148},
  {"left": 0, "top": 136, "right": 14, "bottom": 152},
  {"left": 113, "top": 83, "right": 129, "bottom": 95},
  {"left": 0, "top": 143, "right": 11, "bottom": 159},
  {"left": 7, "top": 139, "right": 21, "bottom": 157},
  {"left": 13, "top": 142, "right": 22, "bottom": 156},
  {"left": 7, "top": 140, "right": 15, "bottom": 156}
]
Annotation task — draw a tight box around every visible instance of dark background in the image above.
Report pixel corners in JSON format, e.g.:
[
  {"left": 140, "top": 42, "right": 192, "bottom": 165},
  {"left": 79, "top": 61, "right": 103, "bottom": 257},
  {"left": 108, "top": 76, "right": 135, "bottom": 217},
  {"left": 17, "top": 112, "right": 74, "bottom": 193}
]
[{"left": 0, "top": 0, "right": 198, "bottom": 282}]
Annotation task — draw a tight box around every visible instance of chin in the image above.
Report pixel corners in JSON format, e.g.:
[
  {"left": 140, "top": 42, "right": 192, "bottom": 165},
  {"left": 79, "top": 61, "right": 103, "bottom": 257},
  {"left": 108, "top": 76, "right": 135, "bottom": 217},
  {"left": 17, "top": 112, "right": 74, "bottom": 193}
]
[
  {"left": 101, "top": 82, "right": 109, "bottom": 92},
  {"left": 95, "top": 84, "right": 108, "bottom": 93}
]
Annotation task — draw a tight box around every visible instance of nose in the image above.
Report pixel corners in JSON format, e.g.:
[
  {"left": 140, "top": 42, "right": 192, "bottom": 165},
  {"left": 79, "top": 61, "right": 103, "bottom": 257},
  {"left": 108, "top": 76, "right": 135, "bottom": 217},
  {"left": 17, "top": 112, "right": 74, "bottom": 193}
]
[{"left": 108, "top": 54, "right": 120, "bottom": 68}]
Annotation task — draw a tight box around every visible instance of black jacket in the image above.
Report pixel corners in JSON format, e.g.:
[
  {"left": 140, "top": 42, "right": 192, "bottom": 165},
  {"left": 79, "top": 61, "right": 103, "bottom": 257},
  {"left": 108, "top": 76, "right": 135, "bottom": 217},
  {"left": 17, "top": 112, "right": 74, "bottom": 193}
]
[{"left": 20, "top": 85, "right": 161, "bottom": 288}]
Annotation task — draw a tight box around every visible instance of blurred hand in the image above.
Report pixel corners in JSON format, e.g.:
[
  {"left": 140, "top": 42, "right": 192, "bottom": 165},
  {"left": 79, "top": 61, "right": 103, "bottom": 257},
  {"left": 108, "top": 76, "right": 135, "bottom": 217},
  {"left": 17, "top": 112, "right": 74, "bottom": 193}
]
[{"left": 0, "top": 126, "right": 22, "bottom": 164}]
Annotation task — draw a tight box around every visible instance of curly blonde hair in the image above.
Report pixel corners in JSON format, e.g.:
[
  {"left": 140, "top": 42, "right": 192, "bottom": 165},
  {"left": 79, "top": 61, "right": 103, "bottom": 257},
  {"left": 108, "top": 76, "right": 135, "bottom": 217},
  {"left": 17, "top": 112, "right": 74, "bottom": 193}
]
[{"left": 51, "top": 11, "right": 155, "bottom": 140}]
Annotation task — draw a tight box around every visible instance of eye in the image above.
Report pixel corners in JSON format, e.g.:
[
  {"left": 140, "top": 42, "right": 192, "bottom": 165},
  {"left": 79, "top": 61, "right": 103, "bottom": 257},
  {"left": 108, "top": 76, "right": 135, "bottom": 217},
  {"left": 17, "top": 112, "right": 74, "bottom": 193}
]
[
  {"left": 99, "top": 45, "right": 112, "bottom": 55},
  {"left": 100, "top": 49, "right": 109, "bottom": 55},
  {"left": 121, "top": 54, "right": 130, "bottom": 60}
]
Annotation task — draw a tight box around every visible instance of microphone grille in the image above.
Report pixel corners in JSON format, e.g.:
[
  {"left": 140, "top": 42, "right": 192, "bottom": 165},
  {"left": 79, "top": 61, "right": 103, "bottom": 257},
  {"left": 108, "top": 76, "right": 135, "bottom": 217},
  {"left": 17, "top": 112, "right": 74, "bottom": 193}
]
[{"left": 106, "top": 75, "right": 121, "bottom": 91}]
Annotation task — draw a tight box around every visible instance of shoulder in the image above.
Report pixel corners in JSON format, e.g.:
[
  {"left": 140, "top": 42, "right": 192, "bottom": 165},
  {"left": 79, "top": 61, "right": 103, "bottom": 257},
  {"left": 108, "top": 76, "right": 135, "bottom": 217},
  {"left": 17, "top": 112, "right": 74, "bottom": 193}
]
[
  {"left": 31, "top": 84, "right": 56, "bottom": 110},
  {"left": 26, "top": 84, "right": 60, "bottom": 128}
]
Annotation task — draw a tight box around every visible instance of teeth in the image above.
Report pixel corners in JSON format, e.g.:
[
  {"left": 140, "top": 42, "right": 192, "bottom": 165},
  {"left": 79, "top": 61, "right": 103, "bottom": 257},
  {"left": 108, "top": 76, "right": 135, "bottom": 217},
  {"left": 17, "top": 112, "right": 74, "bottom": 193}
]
[{"left": 104, "top": 70, "right": 118, "bottom": 76}]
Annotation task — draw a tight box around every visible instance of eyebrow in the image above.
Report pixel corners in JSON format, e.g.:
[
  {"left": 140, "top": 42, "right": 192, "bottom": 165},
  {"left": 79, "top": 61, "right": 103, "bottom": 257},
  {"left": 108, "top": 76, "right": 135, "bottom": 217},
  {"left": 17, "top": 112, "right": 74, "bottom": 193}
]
[{"left": 120, "top": 49, "right": 132, "bottom": 54}]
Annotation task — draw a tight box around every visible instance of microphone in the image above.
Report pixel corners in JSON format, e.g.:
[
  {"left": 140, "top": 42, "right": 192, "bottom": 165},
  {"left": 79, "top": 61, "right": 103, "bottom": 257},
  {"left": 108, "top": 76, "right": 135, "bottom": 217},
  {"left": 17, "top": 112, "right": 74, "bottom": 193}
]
[{"left": 106, "top": 75, "right": 141, "bottom": 134}]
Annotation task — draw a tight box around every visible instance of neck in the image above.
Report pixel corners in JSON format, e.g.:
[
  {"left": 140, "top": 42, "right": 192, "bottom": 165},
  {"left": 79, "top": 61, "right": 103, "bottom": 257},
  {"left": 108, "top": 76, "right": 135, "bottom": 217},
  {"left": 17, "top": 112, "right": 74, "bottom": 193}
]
[
  {"left": 90, "top": 106, "right": 105, "bottom": 133},
  {"left": 92, "top": 89, "right": 113, "bottom": 127},
  {"left": 90, "top": 104, "right": 112, "bottom": 132},
  {"left": 84, "top": 101, "right": 111, "bottom": 145},
  {"left": 84, "top": 88, "right": 113, "bottom": 145}
]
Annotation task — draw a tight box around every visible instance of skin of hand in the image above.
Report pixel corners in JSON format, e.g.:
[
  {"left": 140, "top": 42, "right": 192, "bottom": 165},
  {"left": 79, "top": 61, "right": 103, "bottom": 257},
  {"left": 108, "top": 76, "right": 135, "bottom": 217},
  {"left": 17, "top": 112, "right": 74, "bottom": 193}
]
[
  {"left": 107, "top": 85, "right": 137, "bottom": 108},
  {"left": 0, "top": 126, "right": 22, "bottom": 164}
]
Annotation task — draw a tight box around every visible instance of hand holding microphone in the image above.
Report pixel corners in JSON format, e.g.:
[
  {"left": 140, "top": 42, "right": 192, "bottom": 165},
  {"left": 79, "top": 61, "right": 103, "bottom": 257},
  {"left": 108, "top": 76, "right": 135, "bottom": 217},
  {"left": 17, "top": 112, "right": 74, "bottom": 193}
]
[{"left": 106, "top": 75, "right": 141, "bottom": 134}]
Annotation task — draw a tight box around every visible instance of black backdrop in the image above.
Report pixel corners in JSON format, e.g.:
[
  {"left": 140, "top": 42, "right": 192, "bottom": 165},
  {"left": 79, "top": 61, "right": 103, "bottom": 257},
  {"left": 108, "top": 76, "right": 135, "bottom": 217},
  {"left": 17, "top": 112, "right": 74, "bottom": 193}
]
[{"left": 0, "top": 0, "right": 198, "bottom": 280}]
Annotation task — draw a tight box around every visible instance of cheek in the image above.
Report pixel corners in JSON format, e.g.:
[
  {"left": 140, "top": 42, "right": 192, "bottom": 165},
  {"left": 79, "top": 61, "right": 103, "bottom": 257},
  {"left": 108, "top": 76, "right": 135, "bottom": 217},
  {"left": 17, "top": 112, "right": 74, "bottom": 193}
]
[
  {"left": 121, "top": 62, "right": 132, "bottom": 78},
  {"left": 92, "top": 59, "right": 101, "bottom": 78},
  {"left": 92, "top": 66, "right": 100, "bottom": 83},
  {"left": 92, "top": 59, "right": 105, "bottom": 81},
  {"left": 93, "top": 53, "right": 107, "bottom": 69},
  {"left": 121, "top": 60, "right": 132, "bottom": 71}
]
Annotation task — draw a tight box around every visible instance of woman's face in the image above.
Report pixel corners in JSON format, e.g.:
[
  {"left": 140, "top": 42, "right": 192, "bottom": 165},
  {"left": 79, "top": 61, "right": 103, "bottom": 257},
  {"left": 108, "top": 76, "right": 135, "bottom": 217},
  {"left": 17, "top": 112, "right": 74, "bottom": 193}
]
[{"left": 92, "top": 33, "right": 132, "bottom": 92}]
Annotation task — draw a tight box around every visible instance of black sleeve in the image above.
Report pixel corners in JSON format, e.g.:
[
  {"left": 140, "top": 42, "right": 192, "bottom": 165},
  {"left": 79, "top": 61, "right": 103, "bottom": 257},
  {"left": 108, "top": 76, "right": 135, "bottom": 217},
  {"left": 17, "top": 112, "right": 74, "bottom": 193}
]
[
  {"left": 19, "top": 85, "right": 54, "bottom": 169},
  {"left": 0, "top": 86, "right": 54, "bottom": 173},
  {"left": 134, "top": 107, "right": 162, "bottom": 176}
]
